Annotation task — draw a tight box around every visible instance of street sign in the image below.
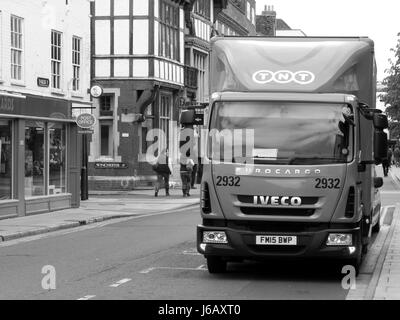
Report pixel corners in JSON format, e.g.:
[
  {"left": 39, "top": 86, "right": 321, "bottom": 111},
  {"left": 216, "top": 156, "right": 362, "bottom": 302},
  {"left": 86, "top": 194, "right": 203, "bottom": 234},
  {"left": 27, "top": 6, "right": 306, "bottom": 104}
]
[
  {"left": 76, "top": 113, "right": 96, "bottom": 129},
  {"left": 37, "top": 77, "right": 50, "bottom": 87},
  {"left": 90, "top": 85, "right": 103, "bottom": 98},
  {"left": 78, "top": 130, "right": 94, "bottom": 134},
  {"left": 95, "top": 162, "right": 128, "bottom": 169},
  {"left": 193, "top": 113, "right": 204, "bottom": 126}
]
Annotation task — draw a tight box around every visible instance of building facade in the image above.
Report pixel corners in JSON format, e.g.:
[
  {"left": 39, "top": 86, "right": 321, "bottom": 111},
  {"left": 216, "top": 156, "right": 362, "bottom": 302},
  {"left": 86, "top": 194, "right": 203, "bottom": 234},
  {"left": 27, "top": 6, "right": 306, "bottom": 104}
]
[
  {"left": 0, "top": 0, "right": 91, "bottom": 218},
  {"left": 88, "top": 0, "right": 257, "bottom": 190}
]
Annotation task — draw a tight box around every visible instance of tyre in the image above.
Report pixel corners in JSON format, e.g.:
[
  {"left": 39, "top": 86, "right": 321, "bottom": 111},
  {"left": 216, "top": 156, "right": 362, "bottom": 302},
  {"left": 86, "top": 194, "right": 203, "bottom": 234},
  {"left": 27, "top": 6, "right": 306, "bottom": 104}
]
[
  {"left": 372, "top": 214, "right": 381, "bottom": 234},
  {"left": 207, "top": 257, "right": 227, "bottom": 274}
]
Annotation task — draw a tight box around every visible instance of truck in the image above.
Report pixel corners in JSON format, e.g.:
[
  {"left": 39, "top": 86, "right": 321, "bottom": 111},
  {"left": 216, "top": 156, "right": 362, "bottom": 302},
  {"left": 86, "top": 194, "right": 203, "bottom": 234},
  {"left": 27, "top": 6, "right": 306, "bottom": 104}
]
[{"left": 191, "top": 37, "right": 388, "bottom": 274}]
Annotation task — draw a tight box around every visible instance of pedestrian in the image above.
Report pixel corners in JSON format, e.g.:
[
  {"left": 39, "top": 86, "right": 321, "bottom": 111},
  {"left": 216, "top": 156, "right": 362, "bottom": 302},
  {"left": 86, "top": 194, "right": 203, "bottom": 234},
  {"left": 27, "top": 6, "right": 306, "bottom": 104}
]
[
  {"left": 382, "top": 152, "right": 390, "bottom": 177},
  {"left": 394, "top": 146, "right": 400, "bottom": 167},
  {"left": 180, "top": 155, "right": 194, "bottom": 197},
  {"left": 191, "top": 162, "right": 198, "bottom": 189},
  {"left": 152, "top": 149, "right": 171, "bottom": 197}
]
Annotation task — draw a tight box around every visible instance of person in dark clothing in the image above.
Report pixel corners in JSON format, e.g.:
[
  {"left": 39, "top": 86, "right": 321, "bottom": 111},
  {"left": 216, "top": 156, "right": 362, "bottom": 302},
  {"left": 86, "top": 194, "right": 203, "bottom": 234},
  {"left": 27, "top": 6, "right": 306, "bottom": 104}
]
[
  {"left": 394, "top": 147, "right": 400, "bottom": 167},
  {"left": 382, "top": 148, "right": 392, "bottom": 177},
  {"left": 180, "top": 156, "right": 194, "bottom": 197},
  {"left": 152, "top": 150, "right": 171, "bottom": 197},
  {"left": 191, "top": 163, "right": 198, "bottom": 189}
]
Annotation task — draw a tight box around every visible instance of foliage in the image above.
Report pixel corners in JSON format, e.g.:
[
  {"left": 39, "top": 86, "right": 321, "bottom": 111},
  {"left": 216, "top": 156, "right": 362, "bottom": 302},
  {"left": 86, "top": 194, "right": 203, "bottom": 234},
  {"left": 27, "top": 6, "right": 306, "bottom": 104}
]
[{"left": 380, "top": 33, "right": 400, "bottom": 122}]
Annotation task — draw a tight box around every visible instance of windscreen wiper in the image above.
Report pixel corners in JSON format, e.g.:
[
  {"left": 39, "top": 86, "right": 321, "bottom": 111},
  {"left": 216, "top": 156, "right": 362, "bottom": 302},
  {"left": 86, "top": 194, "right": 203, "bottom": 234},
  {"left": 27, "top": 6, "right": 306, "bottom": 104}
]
[{"left": 288, "top": 157, "right": 344, "bottom": 165}]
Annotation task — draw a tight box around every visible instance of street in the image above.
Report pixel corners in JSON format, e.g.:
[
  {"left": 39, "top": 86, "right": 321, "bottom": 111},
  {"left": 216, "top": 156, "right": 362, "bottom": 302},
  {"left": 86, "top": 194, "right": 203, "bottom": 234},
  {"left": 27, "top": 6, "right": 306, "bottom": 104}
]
[{"left": 0, "top": 168, "right": 397, "bottom": 300}]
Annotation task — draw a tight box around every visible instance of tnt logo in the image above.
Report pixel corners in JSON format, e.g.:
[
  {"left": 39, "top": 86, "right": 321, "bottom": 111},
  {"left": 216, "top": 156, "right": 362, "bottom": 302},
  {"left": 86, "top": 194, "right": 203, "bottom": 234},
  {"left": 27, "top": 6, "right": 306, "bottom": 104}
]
[{"left": 252, "top": 70, "right": 315, "bottom": 85}]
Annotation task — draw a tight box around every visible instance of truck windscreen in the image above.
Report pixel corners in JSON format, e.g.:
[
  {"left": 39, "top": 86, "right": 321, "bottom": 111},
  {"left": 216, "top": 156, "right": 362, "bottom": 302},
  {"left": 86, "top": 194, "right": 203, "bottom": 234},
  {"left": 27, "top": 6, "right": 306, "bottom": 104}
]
[{"left": 208, "top": 102, "right": 354, "bottom": 165}]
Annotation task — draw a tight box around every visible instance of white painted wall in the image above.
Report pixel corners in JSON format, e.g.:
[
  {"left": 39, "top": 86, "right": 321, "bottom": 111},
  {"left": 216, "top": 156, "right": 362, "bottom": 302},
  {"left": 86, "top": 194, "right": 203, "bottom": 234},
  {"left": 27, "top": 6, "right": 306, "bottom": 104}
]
[
  {"left": 114, "top": 59, "right": 130, "bottom": 77},
  {"left": 114, "top": 0, "right": 130, "bottom": 16},
  {"left": 114, "top": 20, "right": 130, "bottom": 54},
  {"left": 133, "top": 0, "right": 149, "bottom": 16},
  {"left": 0, "top": 0, "right": 90, "bottom": 102},
  {"left": 132, "top": 20, "right": 149, "bottom": 54},
  {"left": 95, "top": 20, "right": 111, "bottom": 55}
]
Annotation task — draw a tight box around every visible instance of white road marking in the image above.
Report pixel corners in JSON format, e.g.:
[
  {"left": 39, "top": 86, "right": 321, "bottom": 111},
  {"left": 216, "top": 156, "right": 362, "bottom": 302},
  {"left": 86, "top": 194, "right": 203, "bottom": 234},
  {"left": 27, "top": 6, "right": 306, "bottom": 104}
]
[
  {"left": 139, "top": 265, "right": 207, "bottom": 274},
  {"left": 77, "top": 295, "right": 96, "bottom": 300},
  {"left": 109, "top": 278, "right": 132, "bottom": 288},
  {"left": 182, "top": 249, "right": 201, "bottom": 256}
]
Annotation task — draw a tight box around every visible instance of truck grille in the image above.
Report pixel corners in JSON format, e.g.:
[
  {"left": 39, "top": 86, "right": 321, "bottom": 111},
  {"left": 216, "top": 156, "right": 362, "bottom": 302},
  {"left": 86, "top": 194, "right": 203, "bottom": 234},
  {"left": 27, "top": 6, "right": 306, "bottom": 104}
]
[
  {"left": 240, "top": 207, "right": 315, "bottom": 216},
  {"left": 237, "top": 195, "right": 319, "bottom": 205}
]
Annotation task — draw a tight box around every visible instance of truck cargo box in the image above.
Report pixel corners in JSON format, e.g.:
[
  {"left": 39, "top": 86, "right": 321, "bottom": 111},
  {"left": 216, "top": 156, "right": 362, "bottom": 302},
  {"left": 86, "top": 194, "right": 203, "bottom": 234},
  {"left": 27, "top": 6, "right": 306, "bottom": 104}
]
[{"left": 210, "top": 37, "right": 376, "bottom": 108}]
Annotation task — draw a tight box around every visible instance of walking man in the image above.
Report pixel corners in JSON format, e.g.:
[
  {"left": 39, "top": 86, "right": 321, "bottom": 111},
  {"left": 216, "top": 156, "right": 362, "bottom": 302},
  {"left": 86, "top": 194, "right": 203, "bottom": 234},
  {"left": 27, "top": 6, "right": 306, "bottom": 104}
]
[{"left": 152, "top": 149, "right": 171, "bottom": 197}]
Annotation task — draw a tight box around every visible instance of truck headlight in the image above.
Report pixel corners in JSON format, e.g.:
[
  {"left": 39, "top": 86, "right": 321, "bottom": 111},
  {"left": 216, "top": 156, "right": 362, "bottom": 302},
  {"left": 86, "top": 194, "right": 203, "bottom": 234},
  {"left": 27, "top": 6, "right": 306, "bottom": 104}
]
[
  {"left": 326, "top": 233, "right": 353, "bottom": 246},
  {"left": 203, "top": 231, "right": 228, "bottom": 244}
]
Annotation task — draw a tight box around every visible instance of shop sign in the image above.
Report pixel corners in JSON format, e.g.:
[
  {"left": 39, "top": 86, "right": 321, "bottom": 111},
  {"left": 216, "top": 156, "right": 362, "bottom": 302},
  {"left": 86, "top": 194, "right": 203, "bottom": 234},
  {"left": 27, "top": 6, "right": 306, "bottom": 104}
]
[
  {"left": 0, "top": 96, "right": 14, "bottom": 112},
  {"left": 90, "top": 85, "right": 103, "bottom": 98},
  {"left": 76, "top": 113, "right": 96, "bottom": 129},
  {"left": 95, "top": 162, "right": 128, "bottom": 169}
]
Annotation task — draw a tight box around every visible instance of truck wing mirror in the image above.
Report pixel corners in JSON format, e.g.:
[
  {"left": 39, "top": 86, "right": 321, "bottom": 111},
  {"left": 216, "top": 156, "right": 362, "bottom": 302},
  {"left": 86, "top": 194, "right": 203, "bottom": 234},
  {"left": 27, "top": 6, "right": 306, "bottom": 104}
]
[
  {"left": 180, "top": 110, "right": 196, "bottom": 125},
  {"left": 374, "top": 177, "right": 384, "bottom": 189},
  {"left": 373, "top": 113, "right": 388, "bottom": 130},
  {"left": 374, "top": 130, "right": 388, "bottom": 164}
]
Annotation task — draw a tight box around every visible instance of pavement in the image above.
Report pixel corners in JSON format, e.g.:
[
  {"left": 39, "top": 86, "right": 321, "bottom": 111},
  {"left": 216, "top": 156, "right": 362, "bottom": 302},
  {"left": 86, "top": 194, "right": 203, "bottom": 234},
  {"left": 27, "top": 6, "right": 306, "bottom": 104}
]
[
  {"left": 0, "top": 187, "right": 200, "bottom": 243},
  {"left": 372, "top": 166, "right": 400, "bottom": 300}
]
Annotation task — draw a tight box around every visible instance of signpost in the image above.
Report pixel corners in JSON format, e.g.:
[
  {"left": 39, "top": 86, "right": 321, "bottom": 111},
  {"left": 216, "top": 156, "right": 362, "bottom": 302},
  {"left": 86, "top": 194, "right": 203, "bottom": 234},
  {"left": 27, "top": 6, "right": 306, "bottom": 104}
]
[{"left": 76, "top": 112, "right": 96, "bottom": 201}]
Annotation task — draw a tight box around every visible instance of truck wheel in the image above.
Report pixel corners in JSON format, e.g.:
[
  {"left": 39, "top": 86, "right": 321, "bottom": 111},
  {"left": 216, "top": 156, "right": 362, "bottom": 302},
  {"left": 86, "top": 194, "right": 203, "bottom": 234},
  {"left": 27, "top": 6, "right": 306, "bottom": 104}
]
[
  {"left": 372, "top": 214, "right": 381, "bottom": 234},
  {"left": 207, "top": 257, "right": 227, "bottom": 274}
]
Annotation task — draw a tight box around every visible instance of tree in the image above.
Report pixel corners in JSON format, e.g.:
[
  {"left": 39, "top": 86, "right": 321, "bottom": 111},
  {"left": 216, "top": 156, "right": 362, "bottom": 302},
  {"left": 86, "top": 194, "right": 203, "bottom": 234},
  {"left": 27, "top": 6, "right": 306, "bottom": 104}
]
[{"left": 380, "top": 33, "right": 400, "bottom": 121}]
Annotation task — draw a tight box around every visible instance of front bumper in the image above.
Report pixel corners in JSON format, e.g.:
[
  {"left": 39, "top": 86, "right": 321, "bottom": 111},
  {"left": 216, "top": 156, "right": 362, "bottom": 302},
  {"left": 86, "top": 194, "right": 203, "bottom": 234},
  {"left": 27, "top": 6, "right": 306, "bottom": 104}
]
[{"left": 197, "top": 220, "right": 361, "bottom": 261}]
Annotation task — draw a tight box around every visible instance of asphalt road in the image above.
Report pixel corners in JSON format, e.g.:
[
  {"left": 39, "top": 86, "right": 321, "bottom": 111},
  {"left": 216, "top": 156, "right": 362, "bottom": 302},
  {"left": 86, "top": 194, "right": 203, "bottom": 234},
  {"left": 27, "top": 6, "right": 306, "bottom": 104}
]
[{"left": 0, "top": 170, "right": 399, "bottom": 300}]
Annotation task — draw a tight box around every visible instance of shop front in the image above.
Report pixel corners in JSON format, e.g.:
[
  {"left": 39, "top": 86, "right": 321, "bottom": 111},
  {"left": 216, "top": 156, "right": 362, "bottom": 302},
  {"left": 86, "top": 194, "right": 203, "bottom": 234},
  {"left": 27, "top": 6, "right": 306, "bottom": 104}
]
[{"left": 0, "top": 92, "right": 82, "bottom": 218}]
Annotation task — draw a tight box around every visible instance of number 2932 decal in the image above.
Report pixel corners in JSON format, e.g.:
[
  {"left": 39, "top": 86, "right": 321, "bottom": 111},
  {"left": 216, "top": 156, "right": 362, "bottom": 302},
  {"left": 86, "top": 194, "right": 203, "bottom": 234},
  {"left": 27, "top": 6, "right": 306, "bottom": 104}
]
[
  {"left": 315, "top": 178, "right": 341, "bottom": 189},
  {"left": 216, "top": 176, "right": 241, "bottom": 187}
]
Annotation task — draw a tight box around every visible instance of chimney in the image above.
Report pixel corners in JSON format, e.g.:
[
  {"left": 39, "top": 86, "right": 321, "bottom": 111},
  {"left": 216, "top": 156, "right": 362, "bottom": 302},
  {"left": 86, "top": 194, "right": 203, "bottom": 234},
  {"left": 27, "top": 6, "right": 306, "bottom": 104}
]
[{"left": 256, "top": 4, "right": 277, "bottom": 36}]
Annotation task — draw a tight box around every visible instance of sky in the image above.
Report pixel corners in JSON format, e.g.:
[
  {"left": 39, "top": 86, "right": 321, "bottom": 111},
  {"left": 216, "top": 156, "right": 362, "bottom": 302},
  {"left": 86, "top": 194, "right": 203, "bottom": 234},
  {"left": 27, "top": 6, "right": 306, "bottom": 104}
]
[{"left": 256, "top": 0, "right": 400, "bottom": 82}]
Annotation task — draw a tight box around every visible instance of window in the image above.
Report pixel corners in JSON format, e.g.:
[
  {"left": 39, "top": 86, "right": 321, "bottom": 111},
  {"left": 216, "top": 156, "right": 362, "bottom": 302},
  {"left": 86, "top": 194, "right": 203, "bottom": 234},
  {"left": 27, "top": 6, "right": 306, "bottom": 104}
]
[
  {"left": 10, "top": 15, "right": 23, "bottom": 81},
  {"left": 99, "top": 95, "right": 113, "bottom": 117},
  {"left": 72, "top": 36, "right": 81, "bottom": 91},
  {"left": 51, "top": 30, "right": 62, "bottom": 89},
  {"left": 159, "top": 1, "right": 180, "bottom": 61},
  {"left": 25, "top": 122, "right": 45, "bottom": 197},
  {"left": 194, "top": 50, "right": 207, "bottom": 102},
  {"left": 194, "top": 0, "right": 210, "bottom": 19},
  {"left": 159, "top": 95, "right": 171, "bottom": 153},
  {"left": 49, "top": 123, "right": 67, "bottom": 195},
  {"left": 100, "top": 124, "right": 113, "bottom": 156},
  {"left": 246, "top": 2, "right": 251, "bottom": 20},
  {"left": 0, "top": 120, "right": 12, "bottom": 201},
  {"left": 141, "top": 104, "right": 154, "bottom": 154}
]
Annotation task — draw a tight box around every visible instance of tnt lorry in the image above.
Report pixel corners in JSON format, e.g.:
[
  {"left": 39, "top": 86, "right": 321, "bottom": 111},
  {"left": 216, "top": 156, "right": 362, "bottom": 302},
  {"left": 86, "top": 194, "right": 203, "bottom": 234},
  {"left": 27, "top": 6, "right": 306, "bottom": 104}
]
[{"left": 185, "top": 37, "right": 389, "bottom": 273}]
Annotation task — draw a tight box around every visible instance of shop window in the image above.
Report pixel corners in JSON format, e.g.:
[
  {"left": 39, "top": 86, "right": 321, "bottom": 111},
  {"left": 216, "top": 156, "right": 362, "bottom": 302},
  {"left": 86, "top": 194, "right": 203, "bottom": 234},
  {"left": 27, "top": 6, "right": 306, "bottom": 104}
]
[
  {"left": 0, "top": 120, "right": 12, "bottom": 201},
  {"left": 48, "top": 123, "right": 67, "bottom": 195},
  {"left": 25, "top": 122, "right": 45, "bottom": 197}
]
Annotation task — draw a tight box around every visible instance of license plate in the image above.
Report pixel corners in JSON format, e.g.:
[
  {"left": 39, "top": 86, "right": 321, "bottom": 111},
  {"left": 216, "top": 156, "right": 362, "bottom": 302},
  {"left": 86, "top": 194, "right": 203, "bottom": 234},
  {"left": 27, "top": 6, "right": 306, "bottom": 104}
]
[{"left": 256, "top": 235, "right": 298, "bottom": 246}]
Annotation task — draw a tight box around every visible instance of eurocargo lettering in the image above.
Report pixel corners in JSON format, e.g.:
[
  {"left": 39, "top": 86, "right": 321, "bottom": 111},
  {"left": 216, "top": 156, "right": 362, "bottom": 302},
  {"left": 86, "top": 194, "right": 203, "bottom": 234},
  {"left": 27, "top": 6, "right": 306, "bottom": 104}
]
[{"left": 185, "top": 37, "right": 389, "bottom": 274}]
